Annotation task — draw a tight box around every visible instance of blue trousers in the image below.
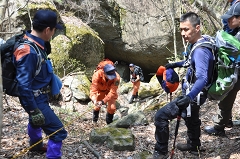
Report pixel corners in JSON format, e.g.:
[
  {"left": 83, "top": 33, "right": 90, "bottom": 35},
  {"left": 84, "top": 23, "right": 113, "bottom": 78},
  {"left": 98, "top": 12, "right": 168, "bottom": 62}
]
[{"left": 26, "top": 94, "right": 67, "bottom": 159}]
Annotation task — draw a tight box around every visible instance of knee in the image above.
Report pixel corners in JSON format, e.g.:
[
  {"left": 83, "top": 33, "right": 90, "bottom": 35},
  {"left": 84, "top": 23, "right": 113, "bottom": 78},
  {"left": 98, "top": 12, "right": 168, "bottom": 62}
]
[
  {"left": 107, "top": 107, "right": 116, "bottom": 114},
  {"left": 49, "top": 128, "right": 68, "bottom": 142}
]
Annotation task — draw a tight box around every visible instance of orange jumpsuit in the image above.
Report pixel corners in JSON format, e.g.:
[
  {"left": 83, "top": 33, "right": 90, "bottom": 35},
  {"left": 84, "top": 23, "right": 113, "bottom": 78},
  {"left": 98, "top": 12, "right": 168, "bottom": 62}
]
[
  {"left": 90, "top": 69, "right": 120, "bottom": 114},
  {"left": 130, "top": 68, "right": 140, "bottom": 96}
]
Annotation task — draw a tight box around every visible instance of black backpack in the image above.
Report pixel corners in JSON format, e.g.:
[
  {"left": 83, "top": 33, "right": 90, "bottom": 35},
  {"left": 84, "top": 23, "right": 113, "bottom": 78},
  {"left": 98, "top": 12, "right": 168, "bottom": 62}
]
[
  {"left": 1, "top": 31, "right": 42, "bottom": 97},
  {"left": 135, "top": 65, "right": 144, "bottom": 82}
]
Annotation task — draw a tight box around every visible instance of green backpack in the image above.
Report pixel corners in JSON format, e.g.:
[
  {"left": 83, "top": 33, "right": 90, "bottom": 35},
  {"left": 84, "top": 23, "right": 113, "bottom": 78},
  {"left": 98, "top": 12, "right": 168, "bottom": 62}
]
[{"left": 207, "top": 30, "right": 240, "bottom": 100}]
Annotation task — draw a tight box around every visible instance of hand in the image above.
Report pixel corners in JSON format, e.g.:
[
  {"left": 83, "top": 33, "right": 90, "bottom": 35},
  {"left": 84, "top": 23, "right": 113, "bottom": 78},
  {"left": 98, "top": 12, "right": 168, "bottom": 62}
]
[
  {"left": 176, "top": 95, "right": 191, "bottom": 110},
  {"left": 165, "top": 63, "right": 177, "bottom": 69},
  {"left": 131, "top": 79, "right": 135, "bottom": 83},
  {"left": 30, "top": 108, "right": 45, "bottom": 126},
  {"left": 96, "top": 101, "right": 104, "bottom": 107}
]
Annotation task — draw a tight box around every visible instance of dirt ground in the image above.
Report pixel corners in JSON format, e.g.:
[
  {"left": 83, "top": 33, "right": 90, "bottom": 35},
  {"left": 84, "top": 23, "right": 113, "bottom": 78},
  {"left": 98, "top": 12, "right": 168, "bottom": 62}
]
[{"left": 0, "top": 91, "right": 240, "bottom": 159}]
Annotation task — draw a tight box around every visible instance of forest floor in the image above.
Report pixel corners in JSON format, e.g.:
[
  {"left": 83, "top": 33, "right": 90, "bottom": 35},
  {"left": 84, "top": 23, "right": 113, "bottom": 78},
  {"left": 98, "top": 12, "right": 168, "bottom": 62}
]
[{"left": 0, "top": 91, "right": 240, "bottom": 159}]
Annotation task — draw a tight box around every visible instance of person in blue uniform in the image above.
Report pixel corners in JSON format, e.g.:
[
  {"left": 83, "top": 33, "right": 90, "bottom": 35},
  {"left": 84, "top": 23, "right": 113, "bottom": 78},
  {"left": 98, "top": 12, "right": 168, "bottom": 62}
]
[
  {"left": 13, "top": 9, "right": 67, "bottom": 159},
  {"left": 151, "top": 12, "right": 214, "bottom": 159}
]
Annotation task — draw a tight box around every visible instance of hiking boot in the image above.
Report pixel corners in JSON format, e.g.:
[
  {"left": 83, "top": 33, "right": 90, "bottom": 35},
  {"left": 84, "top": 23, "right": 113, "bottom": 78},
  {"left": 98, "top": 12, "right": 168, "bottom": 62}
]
[
  {"left": 204, "top": 126, "right": 225, "bottom": 136},
  {"left": 176, "top": 143, "right": 199, "bottom": 155},
  {"left": 226, "top": 119, "right": 233, "bottom": 128},
  {"left": 152, "top": 151, "right": 168, "bottom": 159},
  {"left": 29, "top": 142, "right": 47, "bottom": 154},
  {"left": 92, "top": 110, "right": 99, "bottom": 122}
]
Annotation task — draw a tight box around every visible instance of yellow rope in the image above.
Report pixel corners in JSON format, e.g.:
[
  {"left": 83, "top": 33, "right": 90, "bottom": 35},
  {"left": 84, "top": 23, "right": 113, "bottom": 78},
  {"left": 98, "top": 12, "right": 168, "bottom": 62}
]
[{"left": 11, "top": 105, "right": 94, "bottom": 159}]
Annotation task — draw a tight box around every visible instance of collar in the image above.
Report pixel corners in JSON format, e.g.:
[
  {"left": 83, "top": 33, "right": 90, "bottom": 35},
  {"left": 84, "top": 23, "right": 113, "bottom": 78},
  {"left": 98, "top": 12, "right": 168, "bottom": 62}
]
[{"left": 25, "top": 30, "right": 45, "bottom": 50}]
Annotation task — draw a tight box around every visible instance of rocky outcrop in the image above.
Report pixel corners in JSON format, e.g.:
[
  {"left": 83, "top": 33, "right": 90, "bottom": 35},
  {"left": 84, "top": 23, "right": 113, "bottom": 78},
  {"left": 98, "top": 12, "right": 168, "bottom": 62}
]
[
  {"left": 75, "top": 0, "right": 185, "bottom": 74},
  {"left": 89, "top": 127, "right": 135, "bottom": 151}
]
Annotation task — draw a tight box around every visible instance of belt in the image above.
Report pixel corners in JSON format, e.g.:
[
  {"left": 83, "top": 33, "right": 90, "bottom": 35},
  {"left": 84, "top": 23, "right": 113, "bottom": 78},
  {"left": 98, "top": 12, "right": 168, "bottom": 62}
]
[{"left": 33, "top": 85, "right": 51, "bottom": 97}]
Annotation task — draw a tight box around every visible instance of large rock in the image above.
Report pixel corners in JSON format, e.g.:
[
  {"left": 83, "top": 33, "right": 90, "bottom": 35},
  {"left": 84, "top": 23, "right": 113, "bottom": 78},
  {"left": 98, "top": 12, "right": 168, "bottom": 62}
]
[
  {"left": 89, "top": 127, "right": 135, "bottom": 151},
  {"left": 50, "top": 0, "right": 184, "bottom": 78},
  {"left": 109, "top": 111, "right": 149, "bottom": 128}
]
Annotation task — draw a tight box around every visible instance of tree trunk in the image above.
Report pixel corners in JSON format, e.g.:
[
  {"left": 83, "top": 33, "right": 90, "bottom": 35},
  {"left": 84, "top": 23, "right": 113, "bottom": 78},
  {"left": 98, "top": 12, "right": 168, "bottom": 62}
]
[{"left": 0, "top": 0, "right": 7, "bottom": 149}]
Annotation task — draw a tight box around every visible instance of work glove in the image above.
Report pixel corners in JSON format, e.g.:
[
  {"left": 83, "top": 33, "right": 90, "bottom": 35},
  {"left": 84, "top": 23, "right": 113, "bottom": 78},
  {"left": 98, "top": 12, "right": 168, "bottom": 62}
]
[
  {"left": 164, "top": 63, "right": 177, "bottom": 69},
  {"left": 30, "top": 108, "right": 45, "bottom": 126},
  {"left": 96, "top": 101, "right": 105, "bottom": 107},
  {"left": 176, "top": 95, "right": 191, "bottom": 110}
]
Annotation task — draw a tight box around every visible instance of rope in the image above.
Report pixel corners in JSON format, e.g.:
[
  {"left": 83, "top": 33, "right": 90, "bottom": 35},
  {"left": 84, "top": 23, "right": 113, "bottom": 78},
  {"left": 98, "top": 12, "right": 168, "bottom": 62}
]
[{"left": 11, "top": 105, "right": 94, "bottom": 159}]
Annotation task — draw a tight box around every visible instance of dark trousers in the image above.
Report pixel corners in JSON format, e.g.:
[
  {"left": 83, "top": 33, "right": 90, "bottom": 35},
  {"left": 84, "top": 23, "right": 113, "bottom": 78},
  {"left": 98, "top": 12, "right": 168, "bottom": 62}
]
[
  {"left": 213, "top": 77, "right": 240, "bottom": 129},
  {"left": 154, "top": 95, "right": 206, "bottom": 153}
]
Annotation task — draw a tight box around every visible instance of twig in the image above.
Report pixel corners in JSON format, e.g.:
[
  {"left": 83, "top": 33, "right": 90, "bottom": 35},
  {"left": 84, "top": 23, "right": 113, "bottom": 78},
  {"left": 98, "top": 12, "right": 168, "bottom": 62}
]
[{"left": 83, "top": 140, "right": 102, "bottom": 159}]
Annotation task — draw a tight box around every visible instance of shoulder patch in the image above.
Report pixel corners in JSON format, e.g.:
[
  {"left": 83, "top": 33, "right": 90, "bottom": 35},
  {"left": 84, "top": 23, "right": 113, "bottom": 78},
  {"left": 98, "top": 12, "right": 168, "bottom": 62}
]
[
  {"left": 114, "top": 80, "right": 120, "bottom": 86},
  {"left": 14, "top": 44, "right": 31, "bottom": 61}
]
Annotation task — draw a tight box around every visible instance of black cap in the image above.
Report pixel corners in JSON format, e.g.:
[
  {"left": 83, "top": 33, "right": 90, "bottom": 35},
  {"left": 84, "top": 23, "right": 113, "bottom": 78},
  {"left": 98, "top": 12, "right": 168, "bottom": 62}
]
[
  {"left": 103, "top": 64, "right": 116, "bottom": 80},
  {"left": 221, "top": 2, "right": 240, "bottom": 20},
  {"left": 33, "top": 10, "right": 63, "bottom": 29}
]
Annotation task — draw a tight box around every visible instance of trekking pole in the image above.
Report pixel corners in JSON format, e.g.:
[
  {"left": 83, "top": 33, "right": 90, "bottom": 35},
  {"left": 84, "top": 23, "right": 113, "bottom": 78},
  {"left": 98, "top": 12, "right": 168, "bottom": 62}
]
[{"left": 170, "top": 114, "right": 181, "bottom": 159}]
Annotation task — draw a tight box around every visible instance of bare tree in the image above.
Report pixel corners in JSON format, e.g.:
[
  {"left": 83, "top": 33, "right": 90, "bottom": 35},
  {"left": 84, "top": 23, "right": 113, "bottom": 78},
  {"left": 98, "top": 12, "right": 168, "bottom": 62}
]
[
  {"left": 0, "top": 0, "right": 6, "bottom": 149},
  {"left": 169, "top": 0, "right": 177, "bottom": 60}
]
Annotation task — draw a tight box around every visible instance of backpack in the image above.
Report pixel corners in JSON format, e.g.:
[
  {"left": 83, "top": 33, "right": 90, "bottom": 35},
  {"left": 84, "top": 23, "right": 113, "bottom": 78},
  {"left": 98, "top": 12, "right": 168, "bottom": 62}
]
[
  {"left": 1, "top": 31, "right": 42, "bottom": 97},
  {"left": 156, "top": 66, "right": 179, "bottom": 93},
  {"left": 189, "top": 30, "right": 240, "bottom": 101},
  {"left": 135, "top": 65, "right": 144, "bottom": 82},
  {"left": 96, "top": 58, "right": 114, "bottom": 71}
]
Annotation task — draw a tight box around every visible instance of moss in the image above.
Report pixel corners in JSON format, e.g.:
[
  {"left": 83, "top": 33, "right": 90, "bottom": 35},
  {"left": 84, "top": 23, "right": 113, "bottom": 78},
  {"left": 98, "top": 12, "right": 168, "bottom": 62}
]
[
  {"left": 95, "top": 127, "right": 129, "bottom": 137},
  {"left": 65, "top": 24, "right": 101, "bottom": 43},
  {"left": 17, "top": 2, "right": 61, "bottom": 30},
  {"left": 76, "top": 75, "right": 91, "bottom": 96},
  {"left": 139, "top": 151, "right": 151, "bottom": 158},
  {"left": 119, "top": 7, "right": 127, "bottom": 28}
]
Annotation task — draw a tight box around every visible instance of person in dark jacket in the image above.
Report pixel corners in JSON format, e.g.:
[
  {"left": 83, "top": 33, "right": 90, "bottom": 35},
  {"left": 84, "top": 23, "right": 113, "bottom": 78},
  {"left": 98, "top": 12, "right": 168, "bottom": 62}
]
[
  {"left": 129, "top": 63, "right": 142, "bottom": 104},
  {"left": 151, "top": 12, "right": 214, "bottom": 159},
  {"left": 204, "top": 2, "right": 240, "bottom": 136},
  {"left": 223, "top": 0, "right": 239, "bottom": 35},
  {"left": 13, "top": 10, "right": 67, "bottom": 159}
]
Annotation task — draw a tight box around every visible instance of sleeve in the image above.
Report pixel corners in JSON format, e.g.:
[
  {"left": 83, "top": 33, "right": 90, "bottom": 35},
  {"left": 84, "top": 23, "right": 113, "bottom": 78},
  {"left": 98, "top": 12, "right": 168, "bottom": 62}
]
[
  {"left": 175, "top": 60, "right": 185, "bottom": 67},
  {"left": 14, "top": 44, "right": 39, "bottom": 111},
  {"left": 90, "top": 71, "right": 100, "bottom": 102},
  {"left": 187, "top": 48, "right": 213, "bottom": 100},
  {"left": 102, "top": 73, "right": 120, "bottom": 103}
]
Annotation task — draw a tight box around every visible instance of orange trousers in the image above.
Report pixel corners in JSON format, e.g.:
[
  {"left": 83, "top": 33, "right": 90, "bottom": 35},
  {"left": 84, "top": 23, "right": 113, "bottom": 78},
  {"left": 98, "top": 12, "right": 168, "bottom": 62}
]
[
  {"left": 93, "top": 91, "right": 116, "bottom": 114},
  {"left": 132, "top": 81, "right": 140, "bottom": 95}
]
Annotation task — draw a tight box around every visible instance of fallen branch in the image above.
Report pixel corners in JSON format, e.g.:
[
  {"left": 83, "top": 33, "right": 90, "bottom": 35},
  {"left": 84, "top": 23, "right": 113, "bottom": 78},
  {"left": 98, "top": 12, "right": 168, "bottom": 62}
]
[{"left": 83, "top": 140, "right": 102, "bottom": 159}]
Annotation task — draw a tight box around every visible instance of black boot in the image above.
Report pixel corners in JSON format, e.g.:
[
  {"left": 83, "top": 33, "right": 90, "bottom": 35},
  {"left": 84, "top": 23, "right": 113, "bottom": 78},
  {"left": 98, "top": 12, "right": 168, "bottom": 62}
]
[
  {"left": 93, "top": 110, "right": 99, "bottom": 122},
  {"left": 106, "top": 113, "right": 114, "bottom": 124},
  {"left": 226, "top": 119, "right": 233, "bottom": 128},
  {"left": 29, "top": 139, "right": 47, "bottom": 153},
  {"left": 176, "top": 143, "right": 200, "bottom": 155}
]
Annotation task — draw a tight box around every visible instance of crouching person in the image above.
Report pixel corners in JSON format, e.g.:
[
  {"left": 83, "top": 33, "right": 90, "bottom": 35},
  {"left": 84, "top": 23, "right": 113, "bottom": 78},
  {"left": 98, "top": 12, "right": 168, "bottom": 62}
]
[
  {"left": 90, "top": 64, "right": 121, "bottom": 124},
  {"left": 151, "top": 11, "right": 214, "bottom": 159}
]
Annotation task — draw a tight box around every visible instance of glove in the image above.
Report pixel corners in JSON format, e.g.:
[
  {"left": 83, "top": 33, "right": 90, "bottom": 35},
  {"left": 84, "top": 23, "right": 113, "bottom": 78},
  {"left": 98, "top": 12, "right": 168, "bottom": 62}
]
[
  {"left": 131, "top": 79, "right": 135, "bottom": 83},
  {"left": 165, "top": 63, "right": 177, "bottom": 69},
  {"left": 96, "top": 101, "right": 105, "bottom": 107},
  {"left": 30, "top": 108, "right": 45, "bottom": 126},
  {"left": 176, "top": 95, "right": 191, "bottom": 110}
]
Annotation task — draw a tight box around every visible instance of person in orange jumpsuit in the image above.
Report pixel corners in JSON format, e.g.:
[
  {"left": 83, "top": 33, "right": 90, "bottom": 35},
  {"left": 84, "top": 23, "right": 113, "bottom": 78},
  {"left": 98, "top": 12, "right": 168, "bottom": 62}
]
[
  {"left": 129, "top": 63, "right": 141, "bottom": 104},
  {"left": 90, "top": 64, "right": 120, "bottom": 124}
]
